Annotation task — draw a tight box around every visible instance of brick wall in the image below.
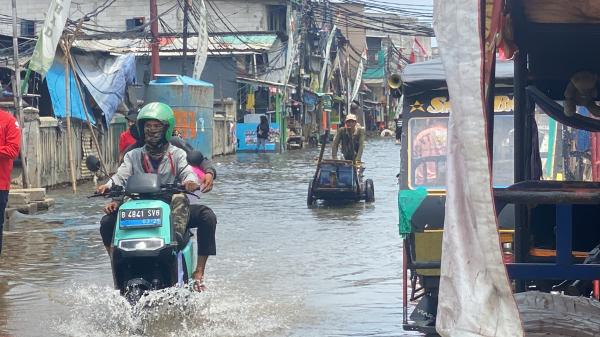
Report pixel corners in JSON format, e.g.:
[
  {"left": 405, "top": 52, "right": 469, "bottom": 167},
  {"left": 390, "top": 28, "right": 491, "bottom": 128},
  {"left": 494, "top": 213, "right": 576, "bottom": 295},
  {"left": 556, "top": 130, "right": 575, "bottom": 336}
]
[{"left": 0, "top": 0, "right": 285, "bottom": 37}]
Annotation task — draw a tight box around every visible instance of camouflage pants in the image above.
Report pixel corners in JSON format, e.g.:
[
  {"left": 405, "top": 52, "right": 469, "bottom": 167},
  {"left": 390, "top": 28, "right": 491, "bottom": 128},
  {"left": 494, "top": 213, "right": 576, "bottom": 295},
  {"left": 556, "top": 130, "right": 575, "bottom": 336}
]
[{"left": 170, "top": 193, "right": 190, "bottom": 236}]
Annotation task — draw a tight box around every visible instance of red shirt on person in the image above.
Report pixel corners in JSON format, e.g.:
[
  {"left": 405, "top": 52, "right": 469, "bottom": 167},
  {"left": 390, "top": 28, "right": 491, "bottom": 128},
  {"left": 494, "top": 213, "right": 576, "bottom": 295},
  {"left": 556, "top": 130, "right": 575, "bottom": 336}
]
[
  {"left": 0, "top": 109, "right": 20, "bottom": 190},
  {"left": 118, "top": 129, "right": 136, "bottom": 155}
]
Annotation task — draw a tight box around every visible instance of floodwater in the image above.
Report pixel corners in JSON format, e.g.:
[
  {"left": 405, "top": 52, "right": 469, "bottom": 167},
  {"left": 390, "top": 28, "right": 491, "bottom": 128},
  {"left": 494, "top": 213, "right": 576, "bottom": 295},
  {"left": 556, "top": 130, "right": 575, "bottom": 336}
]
[{"left": 0, "top": 137, "right": 417, "bottom": 337}]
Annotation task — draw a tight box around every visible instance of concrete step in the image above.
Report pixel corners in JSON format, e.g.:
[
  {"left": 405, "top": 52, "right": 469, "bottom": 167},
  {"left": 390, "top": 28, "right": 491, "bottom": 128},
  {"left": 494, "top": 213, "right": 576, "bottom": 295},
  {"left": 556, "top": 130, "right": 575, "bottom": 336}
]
[
  {"left": 10, "top": 188, "right": 46, "bottom": 201},
  {"left": 16, "top": 203, "right": 37, "bottom": 214},
  {"left": 7, "top": 193, "right": 29, "bottom": 207},
  {"left": 3, "top": 207, "right": 18, "bottom": 224},
  {"left": 35, "top": 198, "right": 55, "bottom": 211}
]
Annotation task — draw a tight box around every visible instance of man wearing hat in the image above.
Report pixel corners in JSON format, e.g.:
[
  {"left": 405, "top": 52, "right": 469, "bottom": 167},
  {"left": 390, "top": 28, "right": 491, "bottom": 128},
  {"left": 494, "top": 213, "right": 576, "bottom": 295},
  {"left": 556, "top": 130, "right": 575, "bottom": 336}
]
[
  {"left": 118, "top": 110, "right": 139, "bottom": 160},
  {"left": 332, "top": 110, "right": 365, "bottom": 164}
]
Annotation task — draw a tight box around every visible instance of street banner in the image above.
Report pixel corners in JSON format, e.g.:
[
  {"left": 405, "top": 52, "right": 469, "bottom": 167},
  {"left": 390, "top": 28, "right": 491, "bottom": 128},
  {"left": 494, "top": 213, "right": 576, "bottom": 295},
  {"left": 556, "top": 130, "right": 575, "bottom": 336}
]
[
  {"left": 319, "top": 25, "right": 337, "bottom": 92},
  {"left": 29, "top": 0, "right": 72, "bottom": 77},
  {"left": 283, "top": 7, "right": 298, "bottom": 87},
  {"left": 192, "top": 0, "right": 208, "bottom": 79},
  {"left": 351, "top": 48, "right": 367, "bottom": 102}
]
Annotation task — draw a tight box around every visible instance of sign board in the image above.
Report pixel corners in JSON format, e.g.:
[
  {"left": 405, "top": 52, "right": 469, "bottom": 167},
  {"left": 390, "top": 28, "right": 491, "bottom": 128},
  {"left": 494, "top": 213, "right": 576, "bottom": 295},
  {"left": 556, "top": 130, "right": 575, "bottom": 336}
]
[
  {"left": 321, "top": 95, "right": 333, "bottom": 111},
  {"left": 236, "top": 122, "right": 280, "bottom": 152}
]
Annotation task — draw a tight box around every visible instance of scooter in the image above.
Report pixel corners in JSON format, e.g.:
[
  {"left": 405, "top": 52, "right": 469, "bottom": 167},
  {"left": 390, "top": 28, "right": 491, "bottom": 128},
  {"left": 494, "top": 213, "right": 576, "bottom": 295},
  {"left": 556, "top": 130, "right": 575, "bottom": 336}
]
[{"left": 86, "top": 155, "right": 198, "bottom": 305}]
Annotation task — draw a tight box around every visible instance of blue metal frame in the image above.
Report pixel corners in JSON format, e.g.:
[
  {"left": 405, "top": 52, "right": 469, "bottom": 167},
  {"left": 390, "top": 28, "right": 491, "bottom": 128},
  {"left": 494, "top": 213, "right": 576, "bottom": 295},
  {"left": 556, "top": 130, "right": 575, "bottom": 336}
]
[{"left": 507, "top": 204, "right": 600, "bottom": 280}]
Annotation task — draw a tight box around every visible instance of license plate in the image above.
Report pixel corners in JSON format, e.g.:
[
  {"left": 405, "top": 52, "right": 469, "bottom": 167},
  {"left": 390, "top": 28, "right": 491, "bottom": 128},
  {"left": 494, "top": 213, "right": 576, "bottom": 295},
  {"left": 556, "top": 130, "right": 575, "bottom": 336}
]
[{"left": 119, "top": 208, "right": 162, "bottom": 228}]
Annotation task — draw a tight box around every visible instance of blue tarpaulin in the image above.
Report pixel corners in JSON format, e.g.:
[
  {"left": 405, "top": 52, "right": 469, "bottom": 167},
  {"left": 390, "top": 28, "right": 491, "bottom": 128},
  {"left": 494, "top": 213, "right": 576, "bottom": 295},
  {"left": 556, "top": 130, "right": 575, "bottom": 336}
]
[{"left": 46, "top": 56, "right": 95, "bottom": 124}]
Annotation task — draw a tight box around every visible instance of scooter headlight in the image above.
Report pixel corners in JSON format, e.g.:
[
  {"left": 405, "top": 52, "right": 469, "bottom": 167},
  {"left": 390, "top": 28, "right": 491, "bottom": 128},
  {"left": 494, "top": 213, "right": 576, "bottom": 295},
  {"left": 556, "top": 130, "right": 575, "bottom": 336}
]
[{"left": 119, "top": 238, "right": 165, "bottom": 251}]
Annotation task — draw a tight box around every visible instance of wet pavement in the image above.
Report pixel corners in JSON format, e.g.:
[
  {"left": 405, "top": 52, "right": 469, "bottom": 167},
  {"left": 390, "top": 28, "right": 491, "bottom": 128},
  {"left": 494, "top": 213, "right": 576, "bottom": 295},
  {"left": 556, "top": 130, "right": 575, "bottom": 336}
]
[{"left": 0, "top": 137, "right": 415, "bottom": 337}]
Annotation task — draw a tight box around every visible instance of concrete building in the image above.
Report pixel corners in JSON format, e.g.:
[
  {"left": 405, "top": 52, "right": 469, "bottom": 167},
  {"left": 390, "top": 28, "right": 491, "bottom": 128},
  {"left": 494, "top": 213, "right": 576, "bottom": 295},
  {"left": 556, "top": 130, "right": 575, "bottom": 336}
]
[{"left": 0, "top": 0, "right": 288, "bottom": 37}]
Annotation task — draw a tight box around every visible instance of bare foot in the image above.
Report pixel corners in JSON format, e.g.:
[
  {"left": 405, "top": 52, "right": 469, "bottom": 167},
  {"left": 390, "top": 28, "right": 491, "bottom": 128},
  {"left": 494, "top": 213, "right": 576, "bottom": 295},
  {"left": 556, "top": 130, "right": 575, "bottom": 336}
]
[{"left": 191, "top": 271, "right": 206, "bottom": 292}]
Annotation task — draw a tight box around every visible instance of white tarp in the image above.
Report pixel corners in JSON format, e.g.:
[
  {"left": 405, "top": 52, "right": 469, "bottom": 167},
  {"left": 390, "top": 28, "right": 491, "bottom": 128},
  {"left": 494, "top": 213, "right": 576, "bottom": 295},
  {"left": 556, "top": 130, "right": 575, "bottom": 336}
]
[
  {"left": 71, "top": 53, "right": 136, "bottom": 124},
  {"left": 433, "top": 1, "right": 524, "bottom": 336}
]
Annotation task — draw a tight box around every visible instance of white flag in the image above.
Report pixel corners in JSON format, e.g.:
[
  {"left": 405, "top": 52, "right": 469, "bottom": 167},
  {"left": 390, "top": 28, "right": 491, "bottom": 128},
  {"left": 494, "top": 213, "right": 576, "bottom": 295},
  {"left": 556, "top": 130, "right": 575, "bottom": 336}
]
[
  {"left": 283, "top": 7, "right": 298, "bottom": 88},
  {"left": 192, "top": 0, "right": 208, "bottom": 79},
  {"left": 351, "top": 48, "right": 367, "bottom": 102},
  {"left": 29, "top": 0, "right": 72, "bottom": 77}
]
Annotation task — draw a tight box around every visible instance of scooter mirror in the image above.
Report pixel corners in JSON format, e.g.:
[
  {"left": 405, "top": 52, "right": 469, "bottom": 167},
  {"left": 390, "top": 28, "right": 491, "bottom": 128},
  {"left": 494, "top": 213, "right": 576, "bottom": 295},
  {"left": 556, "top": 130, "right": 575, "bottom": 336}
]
[
  {"left": 85, "top": 155, "right": 101, "bottom": 173},
  {"left": 187, "top": 151, "right": 205, "bottom": 166}
]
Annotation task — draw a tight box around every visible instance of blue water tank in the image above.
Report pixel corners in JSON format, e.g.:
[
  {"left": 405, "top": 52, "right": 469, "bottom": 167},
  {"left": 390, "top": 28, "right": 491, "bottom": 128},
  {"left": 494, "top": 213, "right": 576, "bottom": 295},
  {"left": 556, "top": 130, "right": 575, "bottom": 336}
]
[{"left": 146, "top": 75, "right": 214, "bottom": 158}]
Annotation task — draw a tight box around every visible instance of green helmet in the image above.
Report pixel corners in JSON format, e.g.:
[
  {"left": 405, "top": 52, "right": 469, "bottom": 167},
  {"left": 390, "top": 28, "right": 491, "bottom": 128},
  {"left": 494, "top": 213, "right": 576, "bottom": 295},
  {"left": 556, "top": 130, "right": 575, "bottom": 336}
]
[{"left": 137, "top": 102, "right": 176, "bottom": 142}]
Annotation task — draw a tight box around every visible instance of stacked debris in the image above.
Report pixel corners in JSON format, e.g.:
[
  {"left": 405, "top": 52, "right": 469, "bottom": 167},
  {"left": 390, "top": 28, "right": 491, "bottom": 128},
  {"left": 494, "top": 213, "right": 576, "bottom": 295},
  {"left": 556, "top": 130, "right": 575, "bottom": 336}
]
[{"left": 4, "top": 188, "right": 55, "bottom": 225}]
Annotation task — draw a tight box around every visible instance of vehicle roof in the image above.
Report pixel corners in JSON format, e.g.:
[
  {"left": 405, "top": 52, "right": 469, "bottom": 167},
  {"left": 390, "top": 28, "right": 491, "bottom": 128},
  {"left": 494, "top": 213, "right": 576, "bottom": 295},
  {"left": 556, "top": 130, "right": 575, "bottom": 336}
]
[{"left": 401, "top": 58, "right": 514, "bottom": 97}]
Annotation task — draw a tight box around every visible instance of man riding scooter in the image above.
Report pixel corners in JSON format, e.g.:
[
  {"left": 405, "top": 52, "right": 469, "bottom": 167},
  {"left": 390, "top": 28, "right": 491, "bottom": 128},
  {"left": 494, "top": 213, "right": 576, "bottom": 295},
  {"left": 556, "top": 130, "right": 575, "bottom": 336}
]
[{"left": 97, "top": 102, "right": 217, "bottom": 291}]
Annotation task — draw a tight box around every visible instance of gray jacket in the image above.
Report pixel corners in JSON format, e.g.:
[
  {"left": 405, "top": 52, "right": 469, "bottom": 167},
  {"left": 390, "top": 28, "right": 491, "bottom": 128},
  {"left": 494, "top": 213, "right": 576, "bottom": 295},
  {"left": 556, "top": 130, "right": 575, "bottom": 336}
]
[{"left": 106, "top": 144, "right": 199, "bottom": 188}]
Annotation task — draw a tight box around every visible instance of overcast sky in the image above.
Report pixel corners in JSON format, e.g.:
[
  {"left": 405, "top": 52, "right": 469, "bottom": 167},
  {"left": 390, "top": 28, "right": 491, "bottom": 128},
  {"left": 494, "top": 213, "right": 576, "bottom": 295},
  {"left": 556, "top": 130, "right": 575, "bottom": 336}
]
[{"left": 388, "top": 0, "right": 436, "bottom": 45}]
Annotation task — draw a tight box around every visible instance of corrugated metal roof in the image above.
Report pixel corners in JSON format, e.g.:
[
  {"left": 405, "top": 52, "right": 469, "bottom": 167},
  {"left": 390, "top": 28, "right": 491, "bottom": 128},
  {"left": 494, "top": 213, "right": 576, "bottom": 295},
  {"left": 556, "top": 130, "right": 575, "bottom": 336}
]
[{"left": 73, "top": 34, "right": 279, "bottom": 55}]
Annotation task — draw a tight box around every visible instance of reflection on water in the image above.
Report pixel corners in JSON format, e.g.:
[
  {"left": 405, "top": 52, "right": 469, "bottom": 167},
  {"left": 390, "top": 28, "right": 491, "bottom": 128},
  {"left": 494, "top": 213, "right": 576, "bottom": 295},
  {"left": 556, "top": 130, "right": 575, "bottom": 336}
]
[{"left": 0, "top": 138, "right": 414, "bottom": 337}]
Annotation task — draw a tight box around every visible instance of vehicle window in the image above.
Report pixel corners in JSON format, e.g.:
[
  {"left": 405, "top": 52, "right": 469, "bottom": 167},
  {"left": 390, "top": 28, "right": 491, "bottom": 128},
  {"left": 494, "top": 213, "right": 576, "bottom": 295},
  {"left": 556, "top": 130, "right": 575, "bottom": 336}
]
[
  {"left": 408, "top": 117, "right": 449, "bottom": 189},
  {"left": 492, "top": 115, "right": 514, "bottom": 187},
  {"left": 537, "top": 105, "right": 596, "bottom": 182},
  {"left": 408, "top": 115, "right": 515, "bottom": 189}
]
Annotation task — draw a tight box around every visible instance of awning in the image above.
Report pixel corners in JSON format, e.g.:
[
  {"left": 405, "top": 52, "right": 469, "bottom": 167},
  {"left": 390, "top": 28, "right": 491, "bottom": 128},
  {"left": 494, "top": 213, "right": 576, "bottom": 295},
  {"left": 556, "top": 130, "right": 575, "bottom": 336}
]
[
  {"left": 401, "top": 57, "right": 514, "bottom": 98},
  {"left": 364, "top": 66, "right": 384, "bottom": 80},
  {"left": 74, "top": 33, "right": 279, "bottom": 56},
  {"left": 236, "top": 77, "right": 296, "bottom": 88}
]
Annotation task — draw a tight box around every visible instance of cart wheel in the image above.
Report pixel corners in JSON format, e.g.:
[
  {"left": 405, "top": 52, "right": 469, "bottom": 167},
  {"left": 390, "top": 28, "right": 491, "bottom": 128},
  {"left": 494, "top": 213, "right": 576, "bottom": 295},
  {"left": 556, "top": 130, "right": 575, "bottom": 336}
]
[
  {"left": 307, "top": 181, "right": 315, "bottom": 206},
  {"left": 517, "top": 291, "right": 600, "bottom": 336},
  {"left": 365, "top": 179, "right": 375, "bottom": 202}
]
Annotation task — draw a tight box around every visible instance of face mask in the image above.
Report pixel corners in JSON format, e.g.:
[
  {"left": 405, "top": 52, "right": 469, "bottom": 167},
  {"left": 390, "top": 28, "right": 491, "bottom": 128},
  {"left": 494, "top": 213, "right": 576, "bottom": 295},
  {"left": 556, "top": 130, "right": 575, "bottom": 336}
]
[
  {"left": 144, "top": 122, "right": 168, "bottom": 159},
  {"left": 144, "top": 123, "right": 165, "bottom": 147}
]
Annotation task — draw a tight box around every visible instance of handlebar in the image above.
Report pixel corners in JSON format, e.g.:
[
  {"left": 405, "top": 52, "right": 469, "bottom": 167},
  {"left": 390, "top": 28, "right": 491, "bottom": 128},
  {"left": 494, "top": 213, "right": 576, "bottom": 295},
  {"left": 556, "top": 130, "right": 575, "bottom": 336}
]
[{"left": 88, "top": 184, "right": 200, "bottom": 199}]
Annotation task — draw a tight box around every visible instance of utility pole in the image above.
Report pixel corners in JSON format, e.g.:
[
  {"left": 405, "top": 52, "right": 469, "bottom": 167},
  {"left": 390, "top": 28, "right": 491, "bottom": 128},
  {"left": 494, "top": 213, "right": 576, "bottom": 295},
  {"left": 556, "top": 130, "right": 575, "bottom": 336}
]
[
  {"left": 150, "top": 0, "right": 160, "bottom": 78},
  {"left": 297, "top": 0, "right": 305, "bottom": 126},
  {"left": 11, "top": 0, "right": 29, "bottom": 188},
  {"left": 385, "top": 44, "right": 391, "bottom": 125},
  {"left": 182, "top": 0, "right": 190, "bottom": 75}
]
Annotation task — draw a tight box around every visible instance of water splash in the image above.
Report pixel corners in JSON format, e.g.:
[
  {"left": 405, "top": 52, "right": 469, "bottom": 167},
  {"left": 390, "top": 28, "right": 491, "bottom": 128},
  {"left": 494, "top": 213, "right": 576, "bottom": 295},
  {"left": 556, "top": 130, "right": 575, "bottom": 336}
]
[{"left": 52, "top": 283, "right": 304, "bottom": 337}]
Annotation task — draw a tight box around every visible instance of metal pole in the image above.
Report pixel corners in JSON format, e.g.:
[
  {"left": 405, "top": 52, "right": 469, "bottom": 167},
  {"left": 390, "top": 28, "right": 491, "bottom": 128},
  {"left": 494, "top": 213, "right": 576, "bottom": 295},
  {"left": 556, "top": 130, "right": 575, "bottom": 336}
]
[
  {"left": 402, "top": 239, "right": 408, "bottom": 325},
  {"left": 61, "top": 41, "right": 77, "bottom": 194},
  {"left": 150, "top": 0, "right": 160, "bottom": 78},
  {"left": 298, "top": 0, "right": 305, "bottom": 127},
  {"left": 346, "top": 48, "right": 350, "bottom": 117},
  {"left": 182, "top": 0, "right": 190, "bottom": 75},
  {"left": 11, "top": 0, "right": 29, "bottom": 188}
]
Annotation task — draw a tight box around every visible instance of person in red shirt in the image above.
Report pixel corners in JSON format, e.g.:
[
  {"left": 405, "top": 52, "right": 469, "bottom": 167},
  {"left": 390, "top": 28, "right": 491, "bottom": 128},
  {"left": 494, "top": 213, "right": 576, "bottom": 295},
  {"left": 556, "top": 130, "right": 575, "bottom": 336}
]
[
  {"left": 118, "top": 110, "right": 138, "bottom": 161},
  {"left": 0, "top": 108, "right": 21, "bottom": 255}
]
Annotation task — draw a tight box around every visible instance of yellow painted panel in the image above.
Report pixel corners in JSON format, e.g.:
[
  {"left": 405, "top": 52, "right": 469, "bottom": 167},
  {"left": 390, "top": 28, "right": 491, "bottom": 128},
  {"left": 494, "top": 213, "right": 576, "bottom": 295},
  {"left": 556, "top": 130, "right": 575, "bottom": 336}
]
[{"left": 414, "top": 232, "right": 443, "bottom": 276}]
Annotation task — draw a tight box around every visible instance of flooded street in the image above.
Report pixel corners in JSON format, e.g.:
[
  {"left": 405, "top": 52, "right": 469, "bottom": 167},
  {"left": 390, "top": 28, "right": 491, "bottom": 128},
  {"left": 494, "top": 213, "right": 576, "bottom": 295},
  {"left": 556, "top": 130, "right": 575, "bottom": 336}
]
[{"left": 0, "top": 138, "right": 414, "bottom": 337}]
